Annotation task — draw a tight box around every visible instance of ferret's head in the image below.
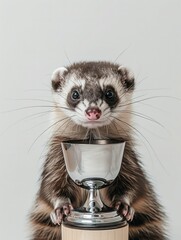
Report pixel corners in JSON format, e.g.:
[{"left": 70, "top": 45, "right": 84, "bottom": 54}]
[{"left": 51, "top": 61, "right": 134, "bottom": 130}]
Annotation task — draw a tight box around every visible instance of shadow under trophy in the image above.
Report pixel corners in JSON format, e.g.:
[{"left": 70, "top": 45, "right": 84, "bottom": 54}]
[{"left": 61, "top": 139, "right": 128, "bottom": 240}]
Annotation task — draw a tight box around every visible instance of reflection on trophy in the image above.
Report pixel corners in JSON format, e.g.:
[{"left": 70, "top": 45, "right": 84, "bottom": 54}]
[{"left": 61, "top": 139, "right": 128, "bottom": 240}]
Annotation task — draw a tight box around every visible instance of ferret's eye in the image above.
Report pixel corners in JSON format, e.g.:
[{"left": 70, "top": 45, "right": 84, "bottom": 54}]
[
  {"left": 105, "top": 89, "right": 115, "bottom": 99},
  {"left": 71, "top": 90, "right": 80, "bottom": 100},
  {"left": 104, "top": 87, "right": 118, "bottom": 107}
]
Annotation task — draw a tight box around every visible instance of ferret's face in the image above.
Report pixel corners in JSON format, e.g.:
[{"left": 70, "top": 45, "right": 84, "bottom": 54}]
[{"left": 51, "top": 62, "right": 134, "bottom": 129}]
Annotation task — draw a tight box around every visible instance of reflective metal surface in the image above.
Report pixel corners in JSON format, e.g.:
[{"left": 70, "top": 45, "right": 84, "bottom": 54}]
[
  {"left": 64, "top": 210, "right": 127, "bottom": 229},
  {"left": 61, "top": 140, "right": 125, "bottom": 186},
  {"left": 61, "top": 139, "right": 126, "bottom": 228}
]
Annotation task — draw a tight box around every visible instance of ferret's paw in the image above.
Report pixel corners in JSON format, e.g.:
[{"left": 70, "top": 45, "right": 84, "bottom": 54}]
[
  {"left": 50, "top": 198, "right": 73, "bottom": 225},
  {"left": 113, "top": 198, "right": 135, "bottom": 222}
]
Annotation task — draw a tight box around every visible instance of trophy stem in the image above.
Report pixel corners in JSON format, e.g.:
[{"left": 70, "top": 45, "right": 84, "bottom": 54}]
[{"left": 83, "top": 185, "right": 104, "bottom": 213}]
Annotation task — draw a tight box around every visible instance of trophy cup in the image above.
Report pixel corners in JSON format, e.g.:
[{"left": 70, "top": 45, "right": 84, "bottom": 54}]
[{"left": 61, "top": 139, "right": 127, "bottom": 231}]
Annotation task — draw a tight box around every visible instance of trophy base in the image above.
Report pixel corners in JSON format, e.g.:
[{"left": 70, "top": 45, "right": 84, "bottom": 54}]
[
  {"left": 63, "top": 210, "right": 127, "bottom": 230},
  {"left": 62, "top": 223, "right": 129, "bottom": 240}
]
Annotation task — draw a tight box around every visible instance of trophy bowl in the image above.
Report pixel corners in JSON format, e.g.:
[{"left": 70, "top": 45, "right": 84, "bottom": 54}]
[{"left": 61, "top": 139, "right": 126, "bottom": 229}]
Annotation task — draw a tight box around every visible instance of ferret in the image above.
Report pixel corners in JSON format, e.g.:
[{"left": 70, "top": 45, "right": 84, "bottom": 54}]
[{"left": 29, "top": 61, "right": 167, "bottom": 240}]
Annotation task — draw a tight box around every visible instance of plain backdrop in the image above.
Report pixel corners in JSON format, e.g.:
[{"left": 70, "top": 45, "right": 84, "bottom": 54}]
[{"left": 0, "top": 0, "right": 181, "bottom": 239}]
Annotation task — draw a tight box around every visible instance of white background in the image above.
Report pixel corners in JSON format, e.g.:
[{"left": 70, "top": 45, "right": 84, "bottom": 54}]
[{"left": 0, "top": 0, "right": 181, "bottom": 239}]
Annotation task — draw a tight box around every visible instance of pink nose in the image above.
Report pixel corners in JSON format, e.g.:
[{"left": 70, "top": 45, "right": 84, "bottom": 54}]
[{"left": 85, "top": 107, "right": 102, "bottom": 120}]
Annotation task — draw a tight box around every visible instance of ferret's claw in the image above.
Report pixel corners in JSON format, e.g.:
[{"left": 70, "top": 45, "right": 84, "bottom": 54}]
[
  {"left": 114, "top": 201, "right": 135, "bottom": 222},
  {"left": 50, "top": 203, "right": 73, "bottom": 225}
]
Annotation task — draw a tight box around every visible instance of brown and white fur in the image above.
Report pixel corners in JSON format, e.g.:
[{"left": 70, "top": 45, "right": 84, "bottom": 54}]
[{"left": 29, "top": 61, "right": 167, "bottom": 240}]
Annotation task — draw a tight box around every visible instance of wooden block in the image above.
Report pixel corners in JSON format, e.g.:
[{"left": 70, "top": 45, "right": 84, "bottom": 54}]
[{"left": 62, "top": 224, "right": 128, "bottom": 240}]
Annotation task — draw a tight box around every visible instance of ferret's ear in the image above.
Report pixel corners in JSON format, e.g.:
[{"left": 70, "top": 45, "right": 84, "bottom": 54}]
[
  {"left": 51, "top": 67, "right": 68, "bottom": 91},
  {"left": 118, "top": 66, "right": 135, "bottom": 91}
]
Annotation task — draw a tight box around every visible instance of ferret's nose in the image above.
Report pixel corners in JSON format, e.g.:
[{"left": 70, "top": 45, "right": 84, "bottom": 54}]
[{"left": 85, "top": 107, "right": 102, "bottom": 120}]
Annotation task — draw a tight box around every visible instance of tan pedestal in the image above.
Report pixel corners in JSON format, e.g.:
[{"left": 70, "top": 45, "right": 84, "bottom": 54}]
[{"left": 62, "top": 224, "right": 129, "bottom": 240}]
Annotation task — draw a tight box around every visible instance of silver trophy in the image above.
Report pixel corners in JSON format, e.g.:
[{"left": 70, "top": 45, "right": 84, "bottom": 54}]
[{"left": 61, "top": 139, "right": 126, "bottom": 229}]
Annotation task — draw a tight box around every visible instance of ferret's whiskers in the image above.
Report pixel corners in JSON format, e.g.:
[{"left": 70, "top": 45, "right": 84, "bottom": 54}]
[
  {"left": 24, "top": 88, "right": 50, "bottom": 93},
  {"left": 118, "top": 94, "right": 146, "bottom": 107},
  {"left": 1, "top": 105, "right": 73, "bottom": 114},
  {"left": 84, "top": 128, "right": 90, "bottom": 140},
  {"left": 113, "top": 109, "right": 165, "bottom": 128},
  {"left": 28, "top": 116, "right": 72, "bottom": 152},
  {"left": 8, "top": 98, "right": 55, "bottom": 104},
  {"left": 105, "top": 125, "right": 108, "bottom": 136},
  {"left": 120, "top": 95, "right": 181, "bottom": 108},
  {"left": 111, "top": 116, "right": 163, "bottom": 168},
  {"left": 103, "top": 107, "right": 111, "bottom": 117},
  {"left": 113, "top": 46, "right": 131, "bottom": 63},
  {"left": 0, "top": 109, "right": 56, "bottom": 136},
  {"left": 95, "top": 128, "right": 101, "bottom": 139},
  {"left": 56, "top": 118, "right": 75, "bottom": 136},
  {"left": 64, "top": 50, "right": 72, "bottom": 65},
  {"left": 109, "top": 117, "right": 130, "bottom": 140}
]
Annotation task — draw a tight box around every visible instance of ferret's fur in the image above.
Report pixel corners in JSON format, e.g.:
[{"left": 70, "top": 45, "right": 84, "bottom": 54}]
[{"left": 29, "top": 61, "right": 167, "bottom": 240}]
